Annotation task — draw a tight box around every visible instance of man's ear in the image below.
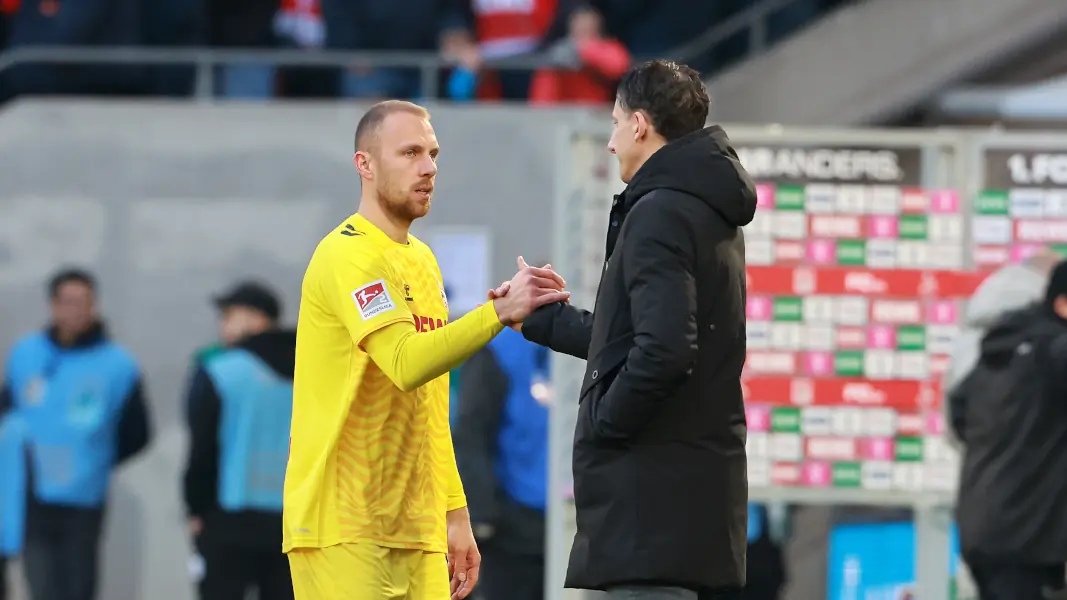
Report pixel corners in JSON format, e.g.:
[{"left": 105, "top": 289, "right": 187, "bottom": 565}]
[
  {"left": 632, "top": 110, "right": 650, "bottom": 142},
  {"left": 1055, "top": 295, "right": 1067, "bottom": 320},
  {"left": 354, "top": 151, "right": 373, "bottom": 180}
]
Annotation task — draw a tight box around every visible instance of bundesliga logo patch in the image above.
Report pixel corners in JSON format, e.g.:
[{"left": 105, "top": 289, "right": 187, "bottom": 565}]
[{"left": 352, "top": 280, "right": 396, "bottom": 321}]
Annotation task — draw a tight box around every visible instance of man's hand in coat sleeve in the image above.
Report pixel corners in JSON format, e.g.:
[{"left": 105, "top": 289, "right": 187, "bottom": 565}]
[
  {"left": 489, "top": 258, "right": 594, "bottom": 360},
  {"left": 522, "top": 302, "right": 595, "bottom": 360},
  {"left": 592, "top": 198, "right": 699, "bottom": 439}
]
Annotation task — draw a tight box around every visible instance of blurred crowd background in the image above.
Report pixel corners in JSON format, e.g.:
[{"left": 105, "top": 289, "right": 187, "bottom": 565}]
[
  {"left": 0, "top": 0, "right": 846, "bottom": 102},
  {"left": 4, "top": 0, "right": 1067, "bottom": 599}
]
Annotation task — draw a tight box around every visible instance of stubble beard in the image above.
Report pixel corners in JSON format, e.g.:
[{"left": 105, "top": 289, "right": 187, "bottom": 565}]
[{"left": 382, "top": 189, "right": 429, "bottom": 224}]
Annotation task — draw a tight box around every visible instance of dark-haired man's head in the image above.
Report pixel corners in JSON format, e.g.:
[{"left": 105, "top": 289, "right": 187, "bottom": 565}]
[
  {"left": 608, "top": 60, "right": 710, "bottom": 183},
  {"left": 353, "top": 100, "right": 439, "bottom": 225},
  {"left": 47, "top": 268, "right": 98, "bottom": 341},
  {"left": 1044, "top": 260, "right": 1067, "bottom": 320},
  {"left": 213, "top": 281, "right": 281, "bottom": 345}
]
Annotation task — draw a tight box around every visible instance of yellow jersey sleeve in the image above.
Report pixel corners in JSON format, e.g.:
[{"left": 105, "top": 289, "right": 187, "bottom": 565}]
[
  {"left": 325, "top": 246, "right": 414, "bottom": 346},
  {"left": 362, "top": 302, "right": 505, "bottom": 392}
]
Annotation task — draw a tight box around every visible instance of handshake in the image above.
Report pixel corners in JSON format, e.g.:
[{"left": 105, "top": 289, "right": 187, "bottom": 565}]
[{"left": 488, "top": 256, "right": 570, "bottom": 331}]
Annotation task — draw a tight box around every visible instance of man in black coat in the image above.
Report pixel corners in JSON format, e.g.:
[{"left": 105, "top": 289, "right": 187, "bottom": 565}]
[
  {"left": 951, "top": 261, "right": 1067, "bottom": 600},
  {"left": 502, "top": 59, "right": 756, "bottom": 599}
]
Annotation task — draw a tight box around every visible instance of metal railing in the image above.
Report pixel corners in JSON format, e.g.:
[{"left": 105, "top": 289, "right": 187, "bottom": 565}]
[
  {"left": 0, "top": 46, "right": 552, "bottom": 99},
  {"left": 0, "top": 0, "right": 815, "bottom": 99}
]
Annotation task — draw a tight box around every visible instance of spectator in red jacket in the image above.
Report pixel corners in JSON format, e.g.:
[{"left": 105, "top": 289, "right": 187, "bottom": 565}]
[{"left": 529, "top": 5, "right": 630, "bottom": 105}]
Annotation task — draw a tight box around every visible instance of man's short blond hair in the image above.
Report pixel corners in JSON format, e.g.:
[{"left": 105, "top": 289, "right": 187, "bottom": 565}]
[{"left": 354, "top": 100, "right": 431, "bottom": 153}]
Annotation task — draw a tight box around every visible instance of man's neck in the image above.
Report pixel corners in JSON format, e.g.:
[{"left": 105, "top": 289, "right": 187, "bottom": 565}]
[
  {"left": 53, "top": 325, "right": 92, "bottom": 348},
  {"left": 57, "top": 330, "right": 79, "bottom": 346},
  {"left": 630, "top": 139, "right": 667, "bottom": 179},
  {"left": 358, "top": 198, "right": 411, "bottom": 244}
]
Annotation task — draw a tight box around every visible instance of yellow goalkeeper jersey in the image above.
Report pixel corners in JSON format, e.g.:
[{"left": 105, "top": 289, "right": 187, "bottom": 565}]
[{"left": 283, "top": 213, "right": 500, "bottom": 554}]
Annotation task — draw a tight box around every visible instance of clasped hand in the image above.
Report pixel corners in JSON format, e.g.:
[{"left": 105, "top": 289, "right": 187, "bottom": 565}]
[{"left": 489, "top": 256, "right": 569, "bottom": 330}]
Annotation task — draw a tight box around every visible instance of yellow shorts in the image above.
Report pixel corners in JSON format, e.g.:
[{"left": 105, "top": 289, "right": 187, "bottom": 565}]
[{"left": 287, "top": 543, "right": 450, "bottom": 600}]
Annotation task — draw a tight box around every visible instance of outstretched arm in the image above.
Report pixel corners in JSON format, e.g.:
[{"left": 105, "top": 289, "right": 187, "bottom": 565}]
[
  {"left": 333, "top": 253, "right": 568, "bottom": 392},
  {"left": 362, "top": 304, "right": 504, "bottom": 392}
]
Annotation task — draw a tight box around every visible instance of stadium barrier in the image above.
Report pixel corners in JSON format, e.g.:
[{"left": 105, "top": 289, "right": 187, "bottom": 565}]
[{"left": 3, "top": 102, "right": 1067, "bottom": 599}]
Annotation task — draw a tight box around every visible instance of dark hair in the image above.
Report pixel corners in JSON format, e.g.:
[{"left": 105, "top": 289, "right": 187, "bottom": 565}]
[
  {"left": 354, "top": 100, "right": 431, "bottom": 153},
  {"left": 616, "top": 60, "right": 710, "bottom": 142},
  {"left": 48, "top": 268, "right": 96, "bottom": 299}
]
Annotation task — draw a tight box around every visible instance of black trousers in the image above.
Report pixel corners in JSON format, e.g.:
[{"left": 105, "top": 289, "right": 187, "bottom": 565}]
[
  {"left": 477, "top": 542, "right": 544, "bottom": 600},
  {"left": 970, "top": 562, "right": 1066, "bottom": 600},
  {"left": 197, "top": 536, "right": 293, "bottom": 600},
  {"left": 23, "top": 506, "right": 104, "bottom": 600}
]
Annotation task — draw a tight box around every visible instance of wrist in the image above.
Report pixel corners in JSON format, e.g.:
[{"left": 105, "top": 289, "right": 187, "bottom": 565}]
[
  {"left": 490, "top": 298, "right": 513, "bottom": 326},
  {"left": 446, "top": 505, "right": 471, "bottom": 525}
]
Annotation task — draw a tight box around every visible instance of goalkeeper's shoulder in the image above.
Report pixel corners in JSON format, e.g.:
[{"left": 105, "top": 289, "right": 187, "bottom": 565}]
[{"left": 310, "top": 224, "right": 387, "bottom": 270}]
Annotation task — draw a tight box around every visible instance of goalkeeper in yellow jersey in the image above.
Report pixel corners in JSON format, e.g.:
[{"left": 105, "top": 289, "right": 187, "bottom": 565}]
[{"left": 283, "top": 99, "right": 569, "bottom": 600}]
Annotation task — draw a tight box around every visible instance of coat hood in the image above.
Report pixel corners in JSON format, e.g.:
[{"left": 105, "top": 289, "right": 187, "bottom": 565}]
[
  {"left": 238, "top": 328, "right": 297, "bottom": 380},
  {"left": 621, "top": 125, "right": 757, "bottom": 227},
  {"left": 964, "top": 263, "right": 1048, "bottom": 329}
]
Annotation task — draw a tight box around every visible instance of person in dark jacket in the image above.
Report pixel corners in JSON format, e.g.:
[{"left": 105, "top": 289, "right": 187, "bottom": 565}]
[
  {"left": 497, "top": 59, "right": 755, "bottom": 599},
  {"left": 951, "top": 261, "right": 1067, "bottom": 600},
  {"left": 183, "top": 281, "right": 295, "bottom": 600},
  {"left": 0, "top": 268, "right": 152, "bottom": 600},
  {"left": 4, "top": 0, "right": 145, "bottom": 99},
  {"left": 323, "top": 0, "right": 469, "bottom": 99},
  {"left": 206, "top": 0, "right": 279, "bottom": 98},
  {"left": 455, "top": 327, "right": 551, "bottom": 600}
]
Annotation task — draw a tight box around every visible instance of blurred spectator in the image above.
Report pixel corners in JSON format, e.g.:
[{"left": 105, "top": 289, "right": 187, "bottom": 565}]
[
  {"left": 1, "top": 268, "right": 152, "bottom": 600},
  {"left": 206, "top": 0, "right": 279, "bottom": 98},
  {"left": 182, "top": 279, "right": 282, "bottom": 421},
  {"left": 455, "top": 327, "right": 550, "bottom": 600},
  {"left": 274, "top": 0, "right": 323, "bottom": 50},
  {"left": 183, "top": 281, "right": 295, "bottom": 600},
  {"left": 0, "top": 410, "right": 28, "bottom": 600},
  {"left": 323, "top": 0, "right": 469, "bottom": 99},
  {"left": 945, "top": 247, "right": 1059, "bottom": 448},
  {"left": 742, "top": 504, "right": 786, "bottom": 600},
  {"left": 951, "top": 261, "right": 1067, "bottom": 600},
  {"left": 3, "top": 0, "right": 146, "bottom": 99},
  {"left": 273, "top": 0, "right": 336, "bottom": 98},
  {"left": 449, "top": 0, "right": 583, "bottom": 101},
  {"left": 529, "top": 4, "right": 629, "bottom": 105},
  {"left": 140, "top": 0, "right": 201, "bottom": 97}
]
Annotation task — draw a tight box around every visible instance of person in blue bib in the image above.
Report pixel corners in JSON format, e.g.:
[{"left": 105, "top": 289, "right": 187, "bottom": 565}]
[
  {"left": 0, "top": 268, "right": 152, "bottom": 600},
  {"left": 0, "top": 408, "right": 28, "bottom": 600},
  {"left": 454, "top": 326, "right": 551, "bottom": 600},
  {"left": 182, "top": 281, "right": 295, "bottom": 600}
]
